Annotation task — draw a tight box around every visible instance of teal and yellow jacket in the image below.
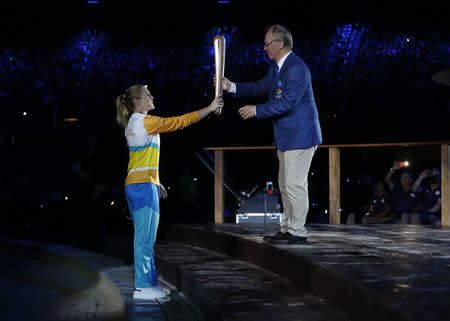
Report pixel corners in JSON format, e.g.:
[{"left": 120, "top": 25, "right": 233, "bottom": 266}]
[{"left": 124, "top": 111, "right": 200, "bottom": 186}]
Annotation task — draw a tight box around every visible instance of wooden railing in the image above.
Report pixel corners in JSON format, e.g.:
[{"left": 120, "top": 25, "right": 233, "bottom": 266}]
[{"left": 204, "top": 142, "right": 450, "bottom": 227}]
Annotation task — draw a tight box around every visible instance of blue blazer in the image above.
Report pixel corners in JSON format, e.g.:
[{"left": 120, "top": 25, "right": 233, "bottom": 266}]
[{"left": 236, "top": 52, "right": 322, "bottom": 151}]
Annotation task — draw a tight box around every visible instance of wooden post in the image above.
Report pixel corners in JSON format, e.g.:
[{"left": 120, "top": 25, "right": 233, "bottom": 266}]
[
  {"left": 441, "top": 144, "right": 449, "bottom": 227},
  {"left": 329, "top": 147, "right": 341, "bottom": 224},
  {"left": 214, "top": 149, "right": 224, "bottom": 224}
]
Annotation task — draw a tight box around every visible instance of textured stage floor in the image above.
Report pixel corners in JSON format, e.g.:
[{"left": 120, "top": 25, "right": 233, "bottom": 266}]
[
  {"left": 2, "top": 223, "right": 449, "bottom": 321},
  {"left": 160, "top": 223, "right": 450, "bottom": 321}
]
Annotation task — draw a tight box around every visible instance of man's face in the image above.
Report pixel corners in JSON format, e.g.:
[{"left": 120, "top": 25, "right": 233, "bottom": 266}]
[
  {"left": 400, "top": 173, "right": 413, "bottom": 190},
  {"left": 264, "top": 30, "right": 282, "bottom": 61}
]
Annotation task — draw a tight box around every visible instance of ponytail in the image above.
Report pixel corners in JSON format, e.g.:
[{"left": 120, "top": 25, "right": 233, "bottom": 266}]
[
  {"left": 115, "top": 94, "right": 131, "bottom": 128},
  {"left": 115, "top": 84, "right": 147, "bottom": 128}
]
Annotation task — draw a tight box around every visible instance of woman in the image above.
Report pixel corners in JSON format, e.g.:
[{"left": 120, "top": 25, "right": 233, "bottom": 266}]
[{"left": 115, "top": 84, "right": 223, "bottom": 299}]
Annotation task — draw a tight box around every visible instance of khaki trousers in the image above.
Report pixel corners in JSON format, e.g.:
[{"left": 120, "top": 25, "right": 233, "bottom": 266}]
[{"left": 277, "top": 146, "right": 317, "bottom": 237}]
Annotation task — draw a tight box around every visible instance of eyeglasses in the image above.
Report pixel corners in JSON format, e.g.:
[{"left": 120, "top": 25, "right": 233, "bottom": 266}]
[{"left": 264, "top": 40, "right": 280, "bottom": 48}]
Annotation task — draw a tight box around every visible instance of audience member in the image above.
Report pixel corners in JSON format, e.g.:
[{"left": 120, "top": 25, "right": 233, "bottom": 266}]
[
  {"left": 364, "top": 180, "right": 392, "bottom": 224},
  {"left": 411, "top": 169, "right": 442, "bottom": 226},
  {"left": 384, "top": 161, "right": 418, "bottom": 223}
]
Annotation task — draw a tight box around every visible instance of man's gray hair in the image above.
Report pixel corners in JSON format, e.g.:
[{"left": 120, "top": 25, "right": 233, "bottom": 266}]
[{"left": 266, "top": 24, "right": 293, "bottom": 50}]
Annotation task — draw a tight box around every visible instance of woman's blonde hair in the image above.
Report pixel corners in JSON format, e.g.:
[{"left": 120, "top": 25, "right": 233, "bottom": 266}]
[{"left": 115, "top": 84, "right": 147, "bottom": 128}]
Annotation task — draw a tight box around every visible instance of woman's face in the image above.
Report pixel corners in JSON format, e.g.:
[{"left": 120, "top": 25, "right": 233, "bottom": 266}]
[{"left": 134, "top": 87, "right": 155, "bottom": 113}]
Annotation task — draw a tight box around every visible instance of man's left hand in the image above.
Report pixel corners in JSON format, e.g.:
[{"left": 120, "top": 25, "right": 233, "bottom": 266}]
[{"left": 238, "top": 105, "right": 256, "bottom": 120}]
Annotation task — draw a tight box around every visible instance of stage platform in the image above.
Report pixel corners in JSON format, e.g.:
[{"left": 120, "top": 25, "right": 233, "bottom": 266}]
[
  {"left": 2, "top": 223, "right": 449, "bottom": 321},
  {"left": 159, "top": 223, "right": 450, "bottom": 321}
]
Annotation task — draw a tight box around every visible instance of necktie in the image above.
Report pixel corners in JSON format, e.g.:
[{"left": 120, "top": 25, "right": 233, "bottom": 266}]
[{"left": 276, "top": 65, "right": 280, "bottom": 74}]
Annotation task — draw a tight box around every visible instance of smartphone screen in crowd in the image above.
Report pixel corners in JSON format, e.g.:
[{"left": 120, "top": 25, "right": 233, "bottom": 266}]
[{"left": 398, "top": 161, "right": 409, "bottom": 168}]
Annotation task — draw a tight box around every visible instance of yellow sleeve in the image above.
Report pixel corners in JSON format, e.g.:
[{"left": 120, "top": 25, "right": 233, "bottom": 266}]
[{"left": 143, "top": 111, "right": 201, "bottom": 135}]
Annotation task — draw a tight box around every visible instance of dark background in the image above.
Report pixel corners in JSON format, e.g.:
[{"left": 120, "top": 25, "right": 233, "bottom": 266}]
[{"left": 1, "top": 0, "right": 449, "bottom": 243}]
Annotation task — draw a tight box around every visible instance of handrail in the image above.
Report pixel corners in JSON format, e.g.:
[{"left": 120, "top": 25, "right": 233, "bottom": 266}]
[
  {"left": 205, "top": 141, "right": 450, "bottom": 150},
  {"left": 205, "top": 141, "right": 450, "bottom": 227}
]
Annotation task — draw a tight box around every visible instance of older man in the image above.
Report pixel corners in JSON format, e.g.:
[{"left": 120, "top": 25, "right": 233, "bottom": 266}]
[{"left": 223, "top": 24, "right": 322, "bottom": 244}]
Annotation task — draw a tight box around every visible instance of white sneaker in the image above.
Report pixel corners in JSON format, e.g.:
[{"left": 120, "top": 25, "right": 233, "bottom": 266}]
[
  {"left": 133, "top": 287, "right": 167, "bottom": 300},
  {"left": 156, "top": 285, "right": 171, "bottom": 296},
  {"left": 136, "top": 285, "right": 171, "bottom": 296}
]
